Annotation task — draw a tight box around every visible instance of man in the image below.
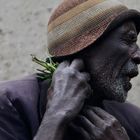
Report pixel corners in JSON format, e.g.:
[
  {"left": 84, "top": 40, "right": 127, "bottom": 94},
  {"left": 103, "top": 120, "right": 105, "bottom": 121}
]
[{"left": 0, "top": 0, "right": 140, "bottom": 140}]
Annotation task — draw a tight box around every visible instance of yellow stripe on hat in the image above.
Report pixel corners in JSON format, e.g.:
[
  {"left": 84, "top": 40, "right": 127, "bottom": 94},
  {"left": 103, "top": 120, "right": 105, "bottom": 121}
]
[
  {"left": 47, "top": 0, "right": 127, "bottom": 48},
  {"left": 48, "top": 0, "right": 105, "bottom": 32}
]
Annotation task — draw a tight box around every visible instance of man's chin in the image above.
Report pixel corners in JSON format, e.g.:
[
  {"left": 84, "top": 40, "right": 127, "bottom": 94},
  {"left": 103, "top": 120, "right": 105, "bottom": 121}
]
[
  {"left": 113, "top": 91, "right": 128, "bottom": 103},
  {"left": 115, "top": 97, "right": 126, "bottom": 103},
  {"left": 105, "top": 89, "right": 128, "bottom": 103}
]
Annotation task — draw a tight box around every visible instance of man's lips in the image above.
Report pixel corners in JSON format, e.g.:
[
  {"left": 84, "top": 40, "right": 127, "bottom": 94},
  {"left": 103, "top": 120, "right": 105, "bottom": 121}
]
[
  {"left": 125, "top": 81, "right": 132, "bottom": 91},
  {"left": 127, "top": 70, "right": 139, "bottom": 79},
  {"left": 123, "top": 77, "right": 132, "bottom": 92},
  {"left": 124, "top": 69, "right": 139, "bottom": 91}
]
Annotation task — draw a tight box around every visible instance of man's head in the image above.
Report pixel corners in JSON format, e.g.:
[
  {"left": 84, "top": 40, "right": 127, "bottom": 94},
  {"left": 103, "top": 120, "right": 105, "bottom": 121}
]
[
  {"left": 82, "top": 20, "right": 140, "bottom": 102},
  {"left": 47, "top": 0, "right": 140, "bottom": 102}
]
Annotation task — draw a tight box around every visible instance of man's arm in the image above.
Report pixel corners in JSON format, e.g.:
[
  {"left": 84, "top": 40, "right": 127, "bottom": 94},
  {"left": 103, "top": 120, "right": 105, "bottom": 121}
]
[
  {"left": 0, "top": 92, "right": 31, "bottom": 140},
  {"left": 34, "top": 59, "right": 91, "bottom": 140},
  {"left": 33, "top": 111, "right": 66, "bottom": 140}
]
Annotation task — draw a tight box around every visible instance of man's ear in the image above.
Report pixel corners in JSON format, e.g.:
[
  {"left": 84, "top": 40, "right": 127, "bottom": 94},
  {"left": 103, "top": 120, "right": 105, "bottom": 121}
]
[
  {"left": 46, "top": 56, "right": 65, "bottom": 63},
  {"left": 46, "top": 55, "right": 74, "bottom": 63}
]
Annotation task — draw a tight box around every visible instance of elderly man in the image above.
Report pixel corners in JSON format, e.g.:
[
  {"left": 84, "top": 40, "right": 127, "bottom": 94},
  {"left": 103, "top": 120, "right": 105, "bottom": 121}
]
[{"left": 0, "top": 0, "right": 140, "bottom": 140}]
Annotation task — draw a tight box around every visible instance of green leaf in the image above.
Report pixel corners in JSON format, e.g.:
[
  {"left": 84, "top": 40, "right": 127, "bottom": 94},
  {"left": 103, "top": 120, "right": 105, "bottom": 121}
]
[{"left": 31, "top": 54, "right": 58, "bottom": 81}]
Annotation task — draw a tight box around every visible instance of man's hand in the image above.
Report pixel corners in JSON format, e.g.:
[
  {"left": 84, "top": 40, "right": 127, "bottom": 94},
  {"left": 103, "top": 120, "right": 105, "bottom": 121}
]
[
  {"left": 46, "top": 59, "right": 91, "bottom": 121},
  {"left": 70, "top": 106, "right": 130, "bottom": 140},
  {"left": 34, "top": 59, "right": 91, "bottom": 140}
]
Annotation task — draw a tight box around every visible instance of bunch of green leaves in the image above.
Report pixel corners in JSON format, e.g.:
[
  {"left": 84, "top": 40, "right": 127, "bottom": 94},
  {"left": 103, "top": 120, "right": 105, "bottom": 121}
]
[{"left": 31, "top": 54, "right": 59, "bottom": 81}]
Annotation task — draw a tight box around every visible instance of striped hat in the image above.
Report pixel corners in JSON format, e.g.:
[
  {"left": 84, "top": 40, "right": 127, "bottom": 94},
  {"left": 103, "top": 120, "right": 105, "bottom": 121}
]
[{"left": 47, "top": 0, "right": 140, "bottom": 57}]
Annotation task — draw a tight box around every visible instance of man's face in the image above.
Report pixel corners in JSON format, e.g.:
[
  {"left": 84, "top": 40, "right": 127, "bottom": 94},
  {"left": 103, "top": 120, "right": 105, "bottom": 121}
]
[{"left": 84, "top": 21, "right": 140, "bottom": 102}]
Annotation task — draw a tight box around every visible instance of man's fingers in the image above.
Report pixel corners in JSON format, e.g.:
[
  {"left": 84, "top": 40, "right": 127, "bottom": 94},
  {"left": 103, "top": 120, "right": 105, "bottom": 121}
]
[
  {"left": 74, "top": 115, "right": 96, "bottom": 134},
  {"left": 80, "top": 72, "right": 90, "bottom": 81},
  {"left": 57, "top": 61, "right": 70, "bottom": 70},
  {"left": 91, "top": 107, "right": 120, "bottom": 128},
  {"left": 70, "top": 59, "right": 85, "bottom": 71},
  {"left": 69, "top": 123, "right": 90, "bottom": 140},
  {"left": 92, "top": 107, "right": 114, "bottom": 120},
  {"left": 82, "top": 108, "right": 104, "bottom": 127},
  {"left": 74, "top": 115, "right": 104, "bottom": 139}
]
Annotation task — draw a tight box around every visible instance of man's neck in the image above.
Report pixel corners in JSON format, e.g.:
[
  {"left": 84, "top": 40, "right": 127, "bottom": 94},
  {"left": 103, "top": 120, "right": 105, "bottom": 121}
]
[{"left": 84, "top": 92, "right": 105, "bottom": 108}]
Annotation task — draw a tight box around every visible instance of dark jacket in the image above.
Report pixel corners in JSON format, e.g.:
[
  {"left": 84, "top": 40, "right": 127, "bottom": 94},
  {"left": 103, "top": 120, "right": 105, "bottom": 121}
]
[{"left": 0, "top": 75, "right": 140, "bottom": 140}]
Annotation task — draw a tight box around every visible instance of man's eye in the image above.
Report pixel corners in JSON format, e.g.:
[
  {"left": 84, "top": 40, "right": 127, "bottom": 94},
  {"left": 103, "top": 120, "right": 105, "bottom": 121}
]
[
  {"left": 128, "top": 34, "right": 137, "bottom": 42},
  {"left": 122, "top": 34, "right": 137, "bottom": 44}
]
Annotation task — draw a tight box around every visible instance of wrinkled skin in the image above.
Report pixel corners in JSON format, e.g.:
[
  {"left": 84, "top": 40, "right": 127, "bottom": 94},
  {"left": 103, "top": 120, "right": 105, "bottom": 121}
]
[
  {"left": 84, "top": 21, "right": 140, "bottom": 103},
  {"left": 34, "top": 59, "right": 91, "bottom": 140},
  {"left": 46, "top": 59, "right": 91, "bottom": 121},
  {"left": 69, "top": 106, "right": 129, "bottom": 140},
  {"left": 34, "top": 21, "right": 140, "bottom": 140}
]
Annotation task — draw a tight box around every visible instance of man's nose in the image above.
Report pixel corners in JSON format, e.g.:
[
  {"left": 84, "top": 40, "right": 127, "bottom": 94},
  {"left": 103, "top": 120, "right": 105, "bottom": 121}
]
[{"left": 132, "top": 48, "right": 140, "bottom": 64}]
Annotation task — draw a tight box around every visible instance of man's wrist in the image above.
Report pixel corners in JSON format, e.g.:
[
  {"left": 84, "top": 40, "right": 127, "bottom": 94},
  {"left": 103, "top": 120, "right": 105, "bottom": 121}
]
[
  {"left": 34, "top": 111, "right": 67, "bottom": 140},
  {"left": 42, "top": 111, "right": 66, "bottom": 127}
]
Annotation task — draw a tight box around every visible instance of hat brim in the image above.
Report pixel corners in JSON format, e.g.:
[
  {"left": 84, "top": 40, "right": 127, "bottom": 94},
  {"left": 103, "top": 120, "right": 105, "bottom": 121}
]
[{"left": 104, "top": 9, "right": 140, "bottom": 35}]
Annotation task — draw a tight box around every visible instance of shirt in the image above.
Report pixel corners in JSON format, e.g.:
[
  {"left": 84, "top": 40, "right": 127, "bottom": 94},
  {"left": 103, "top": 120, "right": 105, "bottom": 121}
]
[{"left": 0, "top": 75, "right": 140, "bottom": 140}]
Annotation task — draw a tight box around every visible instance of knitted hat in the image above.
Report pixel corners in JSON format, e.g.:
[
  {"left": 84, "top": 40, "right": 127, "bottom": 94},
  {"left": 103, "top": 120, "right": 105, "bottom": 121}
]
[{"left": 47, "top": 0, "right": 140, "bottom": 57}]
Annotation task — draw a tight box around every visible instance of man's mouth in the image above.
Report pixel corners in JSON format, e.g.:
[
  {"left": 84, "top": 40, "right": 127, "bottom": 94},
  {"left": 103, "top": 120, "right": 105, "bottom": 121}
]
[
  {"left": 124, "top": 79, "right": 132, "bottom": 91},
  {"left": 124, "top": 70, "right": 139, "bottom": 91},
  {"left": 127, "top": 70, "right": 139, "bottom": 79}
]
